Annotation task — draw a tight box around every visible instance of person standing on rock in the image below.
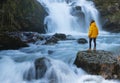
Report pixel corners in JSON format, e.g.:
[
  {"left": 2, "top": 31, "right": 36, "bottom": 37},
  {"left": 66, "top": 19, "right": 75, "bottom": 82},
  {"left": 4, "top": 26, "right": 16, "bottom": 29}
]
[{"left": 88, "top": 20, "right": 99, "bottom": 51}]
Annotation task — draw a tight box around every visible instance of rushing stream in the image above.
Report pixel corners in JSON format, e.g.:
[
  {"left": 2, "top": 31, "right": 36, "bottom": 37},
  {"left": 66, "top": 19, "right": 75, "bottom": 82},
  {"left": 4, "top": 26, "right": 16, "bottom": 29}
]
[
  {"left": 0, "top": 33, "right": 120, "bottom": 83},
  {"left": 0, "top": 0, "right": 120, "bottom": 83}
]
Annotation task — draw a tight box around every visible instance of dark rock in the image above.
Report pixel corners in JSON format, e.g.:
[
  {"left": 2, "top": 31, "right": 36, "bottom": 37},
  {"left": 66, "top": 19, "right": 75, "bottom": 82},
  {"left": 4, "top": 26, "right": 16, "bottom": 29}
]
[
  {"left": 0, "top": 0, "right": 47, "bottom": 33},
  {"left": 71, "top": 6, "right": 85, "bottom": 17},
  {"left": 75, "top": 6, "right": 81, "bottom": 10},
  {"left": 0, "top": 33, "right": 28, "bottom": 50},
  {"left": 48, "top": 50, "right": 54, "bottom": 54},
  {"left": 43, "top": 33, "right": 67, "bottom": 45},
  {"left": 74, "top": 50, "right": 119, "bottom": 79},
  {"left": 53, "top": 33, "right": 66, "bottom": 40},
  {"left": 21, "top": 32, "right": 44, "bottom": 43},
  {"left": 23, "top": 57, "right": 52, "bottom": 81},
  {"left": 77, "top": 38, "right": 88, "bottom": 44},
  {"left": 7, "top": 32, "right": 44, "bottom": 43},
  {"left": 103, "top": 23, "right": 120, "bottom": 33},
  {"left": 44, "top": 36, "right": 58, "bottom": 45},
  {"left": 94, "top": 0, "right": 120, "bottom": 33},
  {"left": 34, "top": 57, "right": 51, "bottom": 79},
  {"left": 66, "top": 35, "right": 76, "bottom": 40},
  {"left": 19, "top": 0, "right": 47, "bottom": 33},
  {"left": 116, "top": 56, "right": 120, "bottom": 79}
]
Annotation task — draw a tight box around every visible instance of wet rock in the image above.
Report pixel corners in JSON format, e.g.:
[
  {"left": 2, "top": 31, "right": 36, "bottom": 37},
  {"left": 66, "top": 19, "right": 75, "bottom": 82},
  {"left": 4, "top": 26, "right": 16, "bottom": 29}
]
[
  {"left": 66, "top": 35, "right": 76, "bottom": 40},
  {"left": 75, "top": 6, "right": 82, "bottom": 10},
  {"left": 116, "top": 56, "right": 120, "bottom": 79},
  {"left": 22, "top": 32, "right": 44, "bottom": 43},
  {"left": 43, "top": 33, "right": 66, "bottom": 45},
  {"left": 23, "top": 57, "right": 52, "bottom": 81},
  {"left": 48, "top": 50, "right": 54, "bottom": 54},
  {"left": 53, "top": 33, "right": 66, "bottom": 40},
  {"left": 0, "top": 33, "right": 28, "bottom": 50},
  {"left": 34, "top": 57, "right": 51, "bottom": 79},
  {"left": 103, "top": 23, "right": 120, "bottom": 33},
  {"left": 71, "top": 6, "right": 85, "bottom": 17},
  {"left": 77, "top": 38, "right": 88, "bottom": 44},
  {"left": 74, "top": 50, "right": 120, "bottom": 79},
  {"left": 7, "top": 32, "right": 44, "bottom": 43},
  {"left": 44, "top": 36, "right": 58, "bottom": 45}
]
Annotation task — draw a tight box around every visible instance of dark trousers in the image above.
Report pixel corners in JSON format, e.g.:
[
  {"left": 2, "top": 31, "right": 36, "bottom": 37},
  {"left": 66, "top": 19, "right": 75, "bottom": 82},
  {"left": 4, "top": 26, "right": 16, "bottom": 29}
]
[{"left": 89, "top": 38, "right": 96, "bottom": 49}]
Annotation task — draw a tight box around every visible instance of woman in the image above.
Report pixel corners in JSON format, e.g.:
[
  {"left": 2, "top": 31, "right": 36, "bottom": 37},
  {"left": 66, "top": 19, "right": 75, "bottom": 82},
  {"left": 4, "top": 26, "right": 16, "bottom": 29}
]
[{"left": 88, "top": 20, "right": 99, "bottom": 51}]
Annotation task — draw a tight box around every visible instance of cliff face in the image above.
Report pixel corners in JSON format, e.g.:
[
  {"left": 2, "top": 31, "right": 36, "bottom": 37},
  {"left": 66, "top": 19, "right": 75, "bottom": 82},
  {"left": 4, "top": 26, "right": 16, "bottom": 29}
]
[
  {"left": 0, "top": 0, "right": 47, "bottom": 33},
  {"left": 94, "top": 0, "right": 120, "bottom": 33}
]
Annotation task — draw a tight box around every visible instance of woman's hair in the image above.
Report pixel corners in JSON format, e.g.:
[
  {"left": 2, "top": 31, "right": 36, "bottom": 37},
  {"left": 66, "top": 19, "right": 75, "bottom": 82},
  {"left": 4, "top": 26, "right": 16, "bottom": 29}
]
[
  {"left": 91, "top": 20, "right": 95, "bottom": 23},
  {"left": 90, "top": 20, "right": 95, "bottom": 25}
]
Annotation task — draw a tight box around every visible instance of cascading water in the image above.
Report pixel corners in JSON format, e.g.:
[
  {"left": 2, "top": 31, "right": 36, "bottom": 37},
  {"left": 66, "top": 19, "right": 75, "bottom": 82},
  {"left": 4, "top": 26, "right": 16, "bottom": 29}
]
[
  {"left": 38, "top": 0, "right": 101, "bottom": 34},
  {"left": 0, "top": 34, "right": 120, "bottom": 83}
]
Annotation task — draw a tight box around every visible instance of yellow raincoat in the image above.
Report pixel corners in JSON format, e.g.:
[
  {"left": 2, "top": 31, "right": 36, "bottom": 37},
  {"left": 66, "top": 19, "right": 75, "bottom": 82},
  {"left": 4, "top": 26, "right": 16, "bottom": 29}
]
[{"left": 88, "top": 22, "right": 99, "bottom": 38}]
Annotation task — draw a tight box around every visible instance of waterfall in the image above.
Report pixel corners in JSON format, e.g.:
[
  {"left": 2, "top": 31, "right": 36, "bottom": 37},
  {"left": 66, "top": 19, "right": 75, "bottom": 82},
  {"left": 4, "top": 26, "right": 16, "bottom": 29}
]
[{"left": 38, "top": 0, "right": 101, "bottom": 34}]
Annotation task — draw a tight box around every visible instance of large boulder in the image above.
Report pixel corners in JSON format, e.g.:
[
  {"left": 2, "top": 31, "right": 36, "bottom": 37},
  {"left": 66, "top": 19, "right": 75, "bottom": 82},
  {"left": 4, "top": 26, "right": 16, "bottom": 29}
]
[
  {"left": 77, "top": 38, "right": 88, "bottom": 44},
  {"left": 0, "top": 33, "right": 28, "bottom": 50},
  {"left": 103, "top": 23, "right": 120, "bottom": 33},
  {"left": 44, "top": 36, "right": 58, "bottom": 45},
  {"left": 94, "top": 0, "right": 120, "bottom": 33},
  {"left": 53, "top": 33, "right": 66, "bottom": 40},
  {"left": 23, "top": 57, "right": 52, "bottom": 81},
  {"left": 34, "top": 57, "right": 51, "bottom": 79},
  {"left": 0, "top": 0, "right": 47, "bottom": 33},
  {"left": 19, "top": 0, "right": 47, "bottom": 33},
  {"left": 74, "top": 50, "right": 120, "bottom": 79},
  {"left": 43, "top": 33, "right": 67, "bottom": 45}
]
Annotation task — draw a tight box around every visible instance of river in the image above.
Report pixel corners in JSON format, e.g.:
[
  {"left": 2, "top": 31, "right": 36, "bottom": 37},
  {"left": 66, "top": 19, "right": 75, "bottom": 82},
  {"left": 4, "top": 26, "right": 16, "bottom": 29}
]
[
  {"left": 0, "top": 32, "right": 120, "bottom": 83},
  {"left": 0, "top": 0, "right": 120, "bottom": 83}
]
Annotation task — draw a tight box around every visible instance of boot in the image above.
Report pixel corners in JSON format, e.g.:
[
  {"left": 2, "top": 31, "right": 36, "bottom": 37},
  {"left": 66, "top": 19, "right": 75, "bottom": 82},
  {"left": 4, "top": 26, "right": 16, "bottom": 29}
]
[
  {"left": 93, "top": 47, "right": 96, "bottom": 51},
  {"left": 87, "top": 48, "right": 91, "bottom": 51}
]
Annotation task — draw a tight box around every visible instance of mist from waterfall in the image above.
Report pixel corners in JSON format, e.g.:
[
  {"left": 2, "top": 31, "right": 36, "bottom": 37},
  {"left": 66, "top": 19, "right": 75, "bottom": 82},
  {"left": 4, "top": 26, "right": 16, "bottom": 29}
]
[{"left": 38, "top": 0, "right": 101, "bottom": 34}]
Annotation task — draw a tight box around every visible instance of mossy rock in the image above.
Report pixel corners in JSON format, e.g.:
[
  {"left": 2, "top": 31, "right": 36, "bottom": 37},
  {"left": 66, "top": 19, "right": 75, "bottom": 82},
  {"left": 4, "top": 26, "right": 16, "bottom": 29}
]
[
  {"left": 74, "top": 50, "right": 119, "bottom": 79},
  {"left": 0, "top": 33, "right": 28, "bottom": 50}
]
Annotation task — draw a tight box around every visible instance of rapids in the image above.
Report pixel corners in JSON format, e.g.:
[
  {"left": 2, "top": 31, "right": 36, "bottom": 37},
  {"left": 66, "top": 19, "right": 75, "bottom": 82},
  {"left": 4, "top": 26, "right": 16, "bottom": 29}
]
[
  {"left": 0, "top": 0, "right": 120, "bottom": 83},
  {"left": 0, "top": 33, "right": 120, "bottom": 83}
]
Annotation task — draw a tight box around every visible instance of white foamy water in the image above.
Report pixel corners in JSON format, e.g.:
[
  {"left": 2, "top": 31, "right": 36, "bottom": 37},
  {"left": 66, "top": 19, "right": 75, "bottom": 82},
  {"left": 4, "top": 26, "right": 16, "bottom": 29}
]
[
  {"left": 0, "top": 34, "right": 120, "bottom": 83},
  {"left": 38, "top": 0, "right": 101, "bottom": 34}
]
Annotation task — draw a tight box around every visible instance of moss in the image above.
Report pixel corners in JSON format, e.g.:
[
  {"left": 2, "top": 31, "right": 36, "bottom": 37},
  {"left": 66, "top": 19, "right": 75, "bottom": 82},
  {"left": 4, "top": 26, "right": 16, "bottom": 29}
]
[
  {"left": 0, "top": 0, "right": 46, "bottom": 33},
  {"left": 94, "top": 0, "right": 120, "bottom": 21},
  {"left": 93, "top": 0, "right": 120, "bottom": 32}
]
